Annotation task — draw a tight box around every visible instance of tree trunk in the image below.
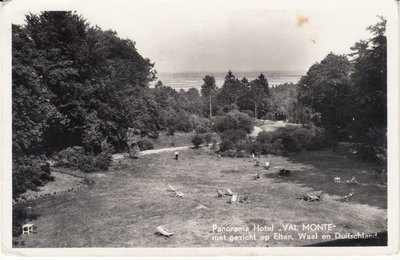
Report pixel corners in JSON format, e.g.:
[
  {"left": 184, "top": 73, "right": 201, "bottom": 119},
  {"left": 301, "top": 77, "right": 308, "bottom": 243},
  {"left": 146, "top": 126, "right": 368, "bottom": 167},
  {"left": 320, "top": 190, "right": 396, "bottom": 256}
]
[
  {"left": 209, "top": 95, "right": 212, "bottom": 118},
  {"left": 254, "top": 102, "right": 257, "bottom": 119}
]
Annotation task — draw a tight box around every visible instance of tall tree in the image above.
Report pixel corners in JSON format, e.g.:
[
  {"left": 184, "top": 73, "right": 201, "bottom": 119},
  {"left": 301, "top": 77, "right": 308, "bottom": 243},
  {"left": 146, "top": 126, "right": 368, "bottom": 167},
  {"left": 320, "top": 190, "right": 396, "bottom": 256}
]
[
  {"left": 298, "top": 53, "right": 353, "bottom": 147},
  {"left": 348, "top": 16, "right": 387, "bottom": 145},
  {"left": 220, "top": 70, "right": 240, "bottom": 108},
  {"left": 250, "top": 73, "right": 270, "bottom": 119},
  {"left": 201, "top": 75, "right": 217, "bottom": 118}
]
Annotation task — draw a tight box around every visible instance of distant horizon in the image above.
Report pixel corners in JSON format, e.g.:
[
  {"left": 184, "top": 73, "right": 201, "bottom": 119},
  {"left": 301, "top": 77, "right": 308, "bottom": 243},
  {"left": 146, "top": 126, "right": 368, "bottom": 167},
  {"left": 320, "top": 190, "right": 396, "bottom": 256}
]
[
  {"left": 152, "top": 69, "right": 304, "bottom": 89},
  {"left": 156, "top": 69, "right": 307, "bottom": 75}
]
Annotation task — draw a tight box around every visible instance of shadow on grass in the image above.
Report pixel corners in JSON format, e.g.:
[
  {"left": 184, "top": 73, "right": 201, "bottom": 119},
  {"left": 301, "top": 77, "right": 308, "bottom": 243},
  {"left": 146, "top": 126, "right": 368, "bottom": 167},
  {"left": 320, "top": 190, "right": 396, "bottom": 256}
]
[{"left": 264, "top": 149, "right": 387, "bottom": 209}]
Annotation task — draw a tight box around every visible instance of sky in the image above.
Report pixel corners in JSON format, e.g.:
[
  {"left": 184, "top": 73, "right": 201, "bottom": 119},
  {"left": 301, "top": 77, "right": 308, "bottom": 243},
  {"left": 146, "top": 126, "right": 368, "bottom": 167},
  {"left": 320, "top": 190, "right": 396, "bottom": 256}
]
[{"left": 5, "top": 0, "right": 395, "bottom": 73}]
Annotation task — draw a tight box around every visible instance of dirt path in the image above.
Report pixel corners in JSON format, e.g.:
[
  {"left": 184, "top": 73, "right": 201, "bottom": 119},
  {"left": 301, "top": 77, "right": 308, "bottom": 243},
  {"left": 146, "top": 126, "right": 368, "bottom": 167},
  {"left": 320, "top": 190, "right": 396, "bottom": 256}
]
[
  {"left": 140, "top": 145, "right": 192, "bottom": 155},
  {"left": 250, "top": 126, "right": 263, "bottom": 137},
  {"left": 112, "top": 145, "right": 193, "bottom": 160}
]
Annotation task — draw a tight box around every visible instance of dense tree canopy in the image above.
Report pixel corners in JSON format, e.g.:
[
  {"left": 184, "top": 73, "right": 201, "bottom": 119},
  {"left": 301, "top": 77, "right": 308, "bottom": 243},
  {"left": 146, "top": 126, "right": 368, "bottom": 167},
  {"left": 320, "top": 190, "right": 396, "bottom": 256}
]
[
  {"left": 348, "top": 16, "right": 387, "bottom": 145},
  {"left": 298, "top": 53, "right": 353, "bottom": 144},
  {"left": 297, "top": 17, "right": 387, "bottom": 156}
]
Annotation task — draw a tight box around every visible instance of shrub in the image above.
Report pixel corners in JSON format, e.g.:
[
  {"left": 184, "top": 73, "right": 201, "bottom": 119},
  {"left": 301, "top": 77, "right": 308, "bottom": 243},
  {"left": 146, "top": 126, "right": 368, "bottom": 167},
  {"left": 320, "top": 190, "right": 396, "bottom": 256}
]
[
  {"left": 219, "top": 149, "right": 248, "bottom": 158},
  {"left": 148, "top": 131, "right": 159, "bottom": 139},
  {"left": 191, "top": 134, "right": 204, "bottom": 148},
  {"left": 264, "top": 126, "right": 312, "bottom": 152},
  {"left": 210, "top": 139, "right": 219, "bottom": 150},
  {"left": 12, "top": 156, "right": 55, "bottom": 198},
  {"left": 94, "top": 152, "right": 113, "bottom": 170},
  {"left": 167, "top": 127, "right": 176, "bottom": 136},
  {"left": 203, "top": 133, "right": 213, "bottom": 146},
  {"left": 256, "top": 126, "right": 323, "bottom": 154},
  {"left": 55, "top": 145, "right": 113, "bottom": 173},
  {"left": 168, "top": 111, "right": 193, "bottom": 132},
  {"left": 220, "top": 129, "right": 247, "bottom": 143},
  {"left": 189, "top": 115, "right": 212, "bottom": 133},
  {"left": 236, "top": 150, "right": 248, "bottom": 157},
  {"left": 243, "top": 139, "right": 263, "bottom": 156},
  {"left": 56, "top": 146, "right": 85, "bottom": 168},
  {"left": 282, "top": 127, "right": 312, "bottom": 152},
  {"left": 306, "top": 128, "right": 327, "bottom": 150},
  {"left": 137, "top": 139, "right": 154, "bottom": 151},
  {"left": 213, "top": 110, "right": 254, "bottom": 133},
  {"left": 261, "top": 138, "right": 285, "bottom": 155},
  {"left": 219, "top": 140, "right": 235, "bottom": 152},
  {"left": 256, "top": 131, "right": 273, "bottom": 144},
  {"left": 354, "top": 144, "right": 384, "bottom": 163},
  {"left": 219, "top": 149, "right": 238, "bottom": 157}
]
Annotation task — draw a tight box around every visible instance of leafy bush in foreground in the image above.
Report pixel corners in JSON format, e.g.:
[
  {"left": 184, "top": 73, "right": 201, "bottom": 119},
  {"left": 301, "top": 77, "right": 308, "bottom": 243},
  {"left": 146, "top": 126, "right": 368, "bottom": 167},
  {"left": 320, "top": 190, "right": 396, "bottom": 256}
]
[
  {"left": 256, "top": 126, "right": 327, "bottom": 154},
  {"left": 55, "top": 146, "right": 113, "bottom": 173},
  {"left": 203, "top": 133, "right": 213, "bottom": 146},
  {"left": 137, "top": 139, "right": 154, "bottom": 151},
  {"left": 219, "top": 140, "right": 235, "bottom": 152},
  {"left": 12, "top": 156, "right": 54, "bottom": 199},
  {"left": 214, "top": 110, "right": 254, "bottom": 133},
  {"left": 220, "top": 129, "right": 247, "bottom": 144},
  {"left": 191, "top": 134, "right": 204, "bottom": 148}
]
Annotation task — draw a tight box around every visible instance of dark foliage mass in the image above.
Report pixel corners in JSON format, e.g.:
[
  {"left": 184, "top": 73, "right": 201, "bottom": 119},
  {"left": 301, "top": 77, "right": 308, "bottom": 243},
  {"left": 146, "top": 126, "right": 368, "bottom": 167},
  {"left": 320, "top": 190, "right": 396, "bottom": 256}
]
[
  {"left": 12, "top": 11, "right": 207, "bottom": 197},
  {"left": 213, "top": 110, "right": 254, "bottom": 133},
  {"left": 54, "top": 146, "right": 113, "bottom": 172},
  {"left": 191, "top": 134, "right": 204, "bottom": 148},
  {"left": 298, "top": 17, "right": 387, "bottom": 167}
]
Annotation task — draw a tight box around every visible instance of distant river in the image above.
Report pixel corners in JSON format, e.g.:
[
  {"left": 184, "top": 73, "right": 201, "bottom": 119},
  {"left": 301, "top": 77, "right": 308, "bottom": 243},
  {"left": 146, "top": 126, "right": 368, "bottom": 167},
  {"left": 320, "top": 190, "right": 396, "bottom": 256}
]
[{"left": 152, "top": 70, "right": 305, "bottom": 90}]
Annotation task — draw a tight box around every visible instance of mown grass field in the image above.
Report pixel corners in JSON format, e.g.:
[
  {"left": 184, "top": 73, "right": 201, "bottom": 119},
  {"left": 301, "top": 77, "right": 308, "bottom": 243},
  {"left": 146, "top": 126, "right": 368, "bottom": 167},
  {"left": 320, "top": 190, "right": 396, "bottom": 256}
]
[{"left": 13, "top": 146, "right": 387, "bottom": 247}]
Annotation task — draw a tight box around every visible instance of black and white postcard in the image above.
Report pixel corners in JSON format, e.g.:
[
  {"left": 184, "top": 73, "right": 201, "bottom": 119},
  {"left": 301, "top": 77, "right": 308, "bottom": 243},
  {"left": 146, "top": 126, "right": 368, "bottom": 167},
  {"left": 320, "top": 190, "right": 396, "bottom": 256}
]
[{"left": 0, "top": 0, "right": 399, "bottom": 257}]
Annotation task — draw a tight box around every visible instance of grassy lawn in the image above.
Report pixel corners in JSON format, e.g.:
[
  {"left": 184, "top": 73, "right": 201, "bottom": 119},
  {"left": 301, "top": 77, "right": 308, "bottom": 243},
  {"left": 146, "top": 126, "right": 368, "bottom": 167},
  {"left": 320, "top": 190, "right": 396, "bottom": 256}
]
[{"left": 13, "top": 148, "right": 387, "bottom": 247}]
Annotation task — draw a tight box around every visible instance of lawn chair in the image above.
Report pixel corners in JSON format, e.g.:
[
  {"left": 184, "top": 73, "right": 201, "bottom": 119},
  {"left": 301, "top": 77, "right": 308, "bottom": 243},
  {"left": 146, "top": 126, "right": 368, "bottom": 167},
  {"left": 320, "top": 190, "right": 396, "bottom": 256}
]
[
  {"left": 334, "top": 177, "right": 341, "bottom": 183},
  {"left": 239, "top": 194, "right": 251, "bottom": 204},
  {"left": 174, "top": 191, "right": 184, "bottom": 198},
  {"left": 155, "top": 226, "right": 174, "bottom": 237},
  {"left": 216, "top": 189, "right": 224, "bottom": 197},
  {"left": 225, "top": 188, "right": 234, "bottom": 196},
  {"left": 305, "top": 192, "right": 321, "bottom": 202},
  {"left": 168, "top": 183, "right": 178, "bottom": 192},
  {"left": 343, "top": 192, "right": 354, "bottom": 202},
  {"left": 345, "top": 177, "right": 359, "bottom": 185},
  {"left": 253, "top": 172, "right": 262, "bottom": 180},
  {"left": 264, "top": 162, "right": 270, "bottom": 169},
  {"left": 230, "top": 194, "right": 239, "bottom": 204},
  {"left": 297, "top": 191, "right": 324, "bottom": 202}
]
